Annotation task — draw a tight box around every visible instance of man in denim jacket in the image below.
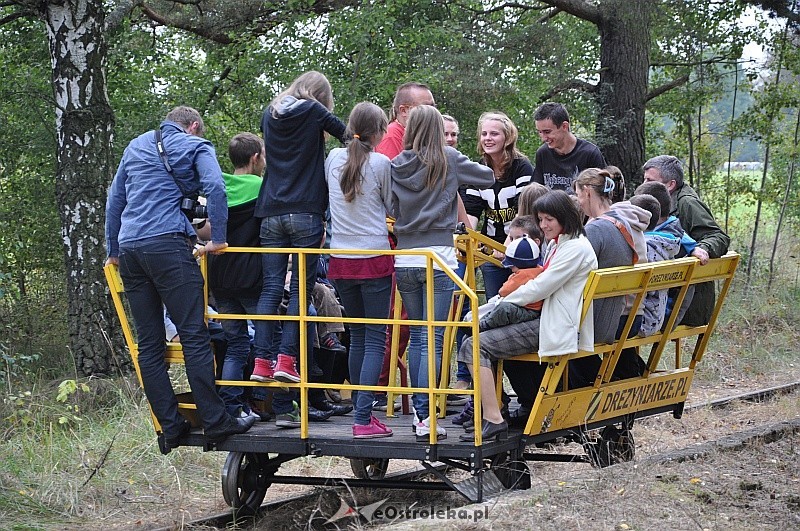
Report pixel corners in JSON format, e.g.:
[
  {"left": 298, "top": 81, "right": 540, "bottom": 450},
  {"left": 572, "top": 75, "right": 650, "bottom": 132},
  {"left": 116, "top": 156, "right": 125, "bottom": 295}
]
[{"left": 105, "top": 106, "right": 254, "bottom": 453}]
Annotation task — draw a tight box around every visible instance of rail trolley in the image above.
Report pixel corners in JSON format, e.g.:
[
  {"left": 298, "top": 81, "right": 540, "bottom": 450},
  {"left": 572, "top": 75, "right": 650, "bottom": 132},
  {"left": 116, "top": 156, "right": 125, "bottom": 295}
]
[{"left": 104, "top": 229, "right": 739, "bottom": 513}]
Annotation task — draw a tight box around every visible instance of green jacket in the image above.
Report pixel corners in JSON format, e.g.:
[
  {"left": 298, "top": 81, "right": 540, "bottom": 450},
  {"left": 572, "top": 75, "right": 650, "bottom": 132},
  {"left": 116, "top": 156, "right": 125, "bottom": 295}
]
[{"left": 671, "top": 184, "right": 730, "bottom": 326}]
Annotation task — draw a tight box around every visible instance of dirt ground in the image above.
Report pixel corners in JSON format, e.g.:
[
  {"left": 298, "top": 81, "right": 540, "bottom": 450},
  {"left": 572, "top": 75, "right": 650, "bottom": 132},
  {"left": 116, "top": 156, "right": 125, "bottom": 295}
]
[{"left": 381, "top": 431, "right": 800, "bottom": 531}]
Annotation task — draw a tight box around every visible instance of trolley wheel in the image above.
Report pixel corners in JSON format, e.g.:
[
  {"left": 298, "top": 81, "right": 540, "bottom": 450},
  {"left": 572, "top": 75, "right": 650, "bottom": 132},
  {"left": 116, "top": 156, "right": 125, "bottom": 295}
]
[
  {"left": 604, "top": 425, "right": 635, "bottom": 463},
  {"left": 350, "top": 458, "right": 389, "bottom": 480},
  {"left": 221, "top": 452, "right": 271, "bottom": 514},
  {"left": 585, "top": 425, "right": 636, "bottom": 468},
  {"left": 490, "top": 453, "right": 531, "bottom": 490}
]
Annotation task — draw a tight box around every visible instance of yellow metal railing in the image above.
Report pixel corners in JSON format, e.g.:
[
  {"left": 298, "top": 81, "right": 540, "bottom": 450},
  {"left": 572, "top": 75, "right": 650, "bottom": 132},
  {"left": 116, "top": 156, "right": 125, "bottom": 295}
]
[
  {"left": 106, "top": 242, "right": 492, "bottom": 446},
  {"left": 207, "top": 246, "right": 483, "bottom": 445}
]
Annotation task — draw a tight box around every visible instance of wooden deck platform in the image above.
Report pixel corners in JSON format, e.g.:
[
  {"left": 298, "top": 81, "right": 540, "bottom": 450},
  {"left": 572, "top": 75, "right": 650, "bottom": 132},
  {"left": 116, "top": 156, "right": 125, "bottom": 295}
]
[{"left": 179, "top": 411, "right": 525, "bottom": 463}]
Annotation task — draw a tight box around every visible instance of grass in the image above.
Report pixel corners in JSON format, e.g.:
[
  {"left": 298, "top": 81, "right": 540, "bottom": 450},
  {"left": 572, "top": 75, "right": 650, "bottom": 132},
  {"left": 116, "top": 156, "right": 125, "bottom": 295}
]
[
  {"left": 0, "top": 376, "right": 228, "bottom": 530},
  {"left": 700, "top": 277, "right": 800, "bottom": 386}
]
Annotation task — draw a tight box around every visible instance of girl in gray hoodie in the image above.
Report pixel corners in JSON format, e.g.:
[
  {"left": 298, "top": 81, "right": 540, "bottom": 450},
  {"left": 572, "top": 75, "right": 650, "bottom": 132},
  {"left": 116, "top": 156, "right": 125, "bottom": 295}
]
[{"left": 390, "top": 105, "right": 494, "bottom": 441}]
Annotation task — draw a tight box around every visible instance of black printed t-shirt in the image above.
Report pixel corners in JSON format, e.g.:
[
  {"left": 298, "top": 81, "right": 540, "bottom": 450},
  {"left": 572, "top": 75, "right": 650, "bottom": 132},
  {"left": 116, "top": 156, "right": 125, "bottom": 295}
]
[
  {"left": 461, "top": 157, "right": 533, "bottom": 243},
  {"left": 532, "top": 138, "right": 606, "bottom": 191}
]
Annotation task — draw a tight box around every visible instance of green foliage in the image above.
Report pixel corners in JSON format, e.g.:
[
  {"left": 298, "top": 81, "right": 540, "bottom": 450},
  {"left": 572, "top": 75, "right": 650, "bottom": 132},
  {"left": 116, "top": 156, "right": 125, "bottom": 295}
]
[
  {"left": 0, "top": 17, "right": 61, "bottom": 302},
  {"left": 55, "top": 379, "right": 90, "bottom": 425},
  {"left": 646, "top": 0, "right": 759, "bottom": 178},
  {"left": 0, "top": 343, "right": 40, "bottom": 387},
  {"left": 3, "top": 377, "right": 94, "bottom": 430}
]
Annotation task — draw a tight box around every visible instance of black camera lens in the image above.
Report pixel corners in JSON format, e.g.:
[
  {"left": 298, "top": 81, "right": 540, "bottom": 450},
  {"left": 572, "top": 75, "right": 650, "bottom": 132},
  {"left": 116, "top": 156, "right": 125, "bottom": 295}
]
[{"left": 180, "top": 197, "right": 196, "bottom": 211}]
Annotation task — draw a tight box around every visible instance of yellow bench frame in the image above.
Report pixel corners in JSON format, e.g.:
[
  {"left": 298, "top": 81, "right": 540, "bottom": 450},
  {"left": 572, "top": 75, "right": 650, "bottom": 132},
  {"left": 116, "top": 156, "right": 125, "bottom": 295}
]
[{"left": 499, "top": 252, "right": 740, "bottom": 437}]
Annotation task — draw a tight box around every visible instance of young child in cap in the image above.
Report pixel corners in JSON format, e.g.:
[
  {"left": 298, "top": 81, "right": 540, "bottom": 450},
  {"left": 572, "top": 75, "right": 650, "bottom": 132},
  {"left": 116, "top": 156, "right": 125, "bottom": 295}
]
[{"left": 465, "top": 216, "right": 544, "bottom": 333}]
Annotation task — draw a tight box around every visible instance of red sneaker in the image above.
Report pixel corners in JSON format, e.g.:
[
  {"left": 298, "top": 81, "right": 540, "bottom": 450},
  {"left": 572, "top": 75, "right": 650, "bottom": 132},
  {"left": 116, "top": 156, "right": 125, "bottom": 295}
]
[
  {"left": 250, "top": 358, "right": 275, "bottom": 382},
  {"left": 273, "top": 354, "right": 300, "bottom": 383}
]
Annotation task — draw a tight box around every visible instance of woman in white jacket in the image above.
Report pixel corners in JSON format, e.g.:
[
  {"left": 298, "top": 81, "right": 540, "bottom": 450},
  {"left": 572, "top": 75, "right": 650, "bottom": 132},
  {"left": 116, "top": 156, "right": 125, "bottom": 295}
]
[{"left": 457, "top": 191, "right": 597, "bottom": 442}]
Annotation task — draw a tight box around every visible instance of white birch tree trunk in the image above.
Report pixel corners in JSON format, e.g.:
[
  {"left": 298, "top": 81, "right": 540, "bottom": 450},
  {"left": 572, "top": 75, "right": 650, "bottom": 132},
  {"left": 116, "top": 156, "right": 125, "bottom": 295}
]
[{"left": 43, "top": 0, "right": 129, "bottom": 375}]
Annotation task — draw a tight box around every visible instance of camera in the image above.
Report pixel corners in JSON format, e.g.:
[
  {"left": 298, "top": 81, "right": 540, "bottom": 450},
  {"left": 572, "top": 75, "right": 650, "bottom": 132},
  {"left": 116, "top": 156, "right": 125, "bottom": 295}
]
[{"left": 180, "top": 197, "right": 208, "bottom": 219}]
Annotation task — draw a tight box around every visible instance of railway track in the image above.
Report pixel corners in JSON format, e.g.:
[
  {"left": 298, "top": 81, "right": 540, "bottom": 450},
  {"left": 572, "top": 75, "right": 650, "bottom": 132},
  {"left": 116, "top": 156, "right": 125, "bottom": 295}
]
[
  {"left": 175, "top": 380, "right": 800, "bottom": 530},
  {"left": 159, "top": 462, "right": 450, "bottom": 530}
]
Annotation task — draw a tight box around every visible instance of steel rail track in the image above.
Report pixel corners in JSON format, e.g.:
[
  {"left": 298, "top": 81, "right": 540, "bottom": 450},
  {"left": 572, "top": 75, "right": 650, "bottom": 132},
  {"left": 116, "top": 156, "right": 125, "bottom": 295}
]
[
  {"left": 685, "top": 380, "right": 800, "bottom": 411},
  {"left": 164, "top": 462, "right": 449, "bottom": 530}
]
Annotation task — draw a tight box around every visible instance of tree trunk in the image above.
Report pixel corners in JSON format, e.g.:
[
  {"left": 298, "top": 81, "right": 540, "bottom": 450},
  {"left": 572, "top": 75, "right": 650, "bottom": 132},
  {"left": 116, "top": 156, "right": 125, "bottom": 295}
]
[
  {"left": 594, "top": 0, "right": 652, "bottom": 185},
  {"left": 43, "top": 0, "right": 129, "bottom": 376},
  {"left": 724, "top": 64, "right": 740, "bottom": 233}
]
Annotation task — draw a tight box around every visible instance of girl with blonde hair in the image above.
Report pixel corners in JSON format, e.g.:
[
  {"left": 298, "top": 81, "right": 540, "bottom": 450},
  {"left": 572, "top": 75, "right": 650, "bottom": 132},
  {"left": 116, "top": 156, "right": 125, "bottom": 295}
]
[
  {"left": 462, "top": 111, "right": 535, "bottom": 298},
  {"left": 391, "top": 105, "right": 494, "bottom": 441}
]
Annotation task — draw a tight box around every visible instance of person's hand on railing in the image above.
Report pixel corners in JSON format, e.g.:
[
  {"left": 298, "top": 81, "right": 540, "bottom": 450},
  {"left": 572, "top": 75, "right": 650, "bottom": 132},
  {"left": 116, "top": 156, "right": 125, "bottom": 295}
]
[
  {"left": 195, "top": 241, "right": 228, "bottom": 257},
  {"left": 691, "top": 247, "right": 709, "bottom": 265}
]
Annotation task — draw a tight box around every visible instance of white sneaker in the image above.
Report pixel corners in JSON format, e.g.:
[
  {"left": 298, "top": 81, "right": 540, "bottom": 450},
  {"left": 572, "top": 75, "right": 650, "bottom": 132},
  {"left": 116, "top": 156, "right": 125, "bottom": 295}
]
[
  {"left": 410, "top": 408, "right": 420, "bottom": 433},
  {"left": 239, "top": 409, "right": 260, "bottom": 422},
  {"left": 415, "top": 416, "right": 447, "bottom": 441}
]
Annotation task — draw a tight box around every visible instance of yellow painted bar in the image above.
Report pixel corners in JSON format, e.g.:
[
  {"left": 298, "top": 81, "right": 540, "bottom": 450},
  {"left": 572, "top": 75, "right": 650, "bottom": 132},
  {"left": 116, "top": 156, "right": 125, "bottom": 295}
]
[{"left": 527, "top": 369, "right": 695, "bottom": 436}]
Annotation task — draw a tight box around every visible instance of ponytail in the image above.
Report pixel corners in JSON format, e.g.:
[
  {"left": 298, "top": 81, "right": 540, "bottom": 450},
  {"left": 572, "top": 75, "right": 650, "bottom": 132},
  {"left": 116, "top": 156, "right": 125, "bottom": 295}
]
[
  {"left": 339, "top": 102, "right": 388, "bottom": 202},
  {"left": 605, "top": 165, "right": 626, "bottom": 203},
  {"left": 340, "top": 136, "right": 372, "bottom": 202}
]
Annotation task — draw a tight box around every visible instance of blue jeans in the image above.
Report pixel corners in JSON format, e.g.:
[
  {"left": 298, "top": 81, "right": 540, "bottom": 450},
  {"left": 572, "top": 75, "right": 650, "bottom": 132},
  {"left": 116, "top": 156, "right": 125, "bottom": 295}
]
[
  {"left": 334, "top": 275, "right": 393, "bottom": 425},
  {"left": 119, "top": 233, "right": 228, "bottom": 434},
  {"left": 214, "top": 289, "right": 259, "bottom": 415},
  {"left": 395, "top": 267, "right": 455, "bottom": 420},
  {"left": 254, "top": 213, "right": 323, "bottom": 415},
  {"left": 454, "top": 260, "right": 472, "bottom": 385}
]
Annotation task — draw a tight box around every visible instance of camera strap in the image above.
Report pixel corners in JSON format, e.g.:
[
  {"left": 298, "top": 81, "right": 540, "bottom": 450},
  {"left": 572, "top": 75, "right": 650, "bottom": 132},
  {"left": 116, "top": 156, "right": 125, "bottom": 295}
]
[
  {"left": 154, "top": 128, "right": 173, "bottom": 175},
  {"left": 154, "top": 128, "right": 192, "bottom": 198}
]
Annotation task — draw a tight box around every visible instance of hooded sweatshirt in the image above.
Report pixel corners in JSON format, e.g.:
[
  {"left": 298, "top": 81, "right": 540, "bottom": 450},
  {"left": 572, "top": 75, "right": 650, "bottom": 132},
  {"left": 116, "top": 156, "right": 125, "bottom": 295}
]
[
  {"left": 652, "top": 215, "right": 697, "bottom": 328},
  {"left": 391, "top": 146, "right": 494, "bottom": 250},
  {"left": 256, "top": 96, "right": 347, "bottom": 218},
  {"left": 585, "top": 214, "right": 633, "bottom": 344},
  {"left": 609, "top": 201, "right": 650, "bottom": 265},
  {"left": 639, "top": 223, "right": 682, "bottom": 337},
  {"left": 607, "top": 201, "right": 652, "bottom": 319},
  {"left": 207, "top": 172, "right": 262, "bottom": 292}
]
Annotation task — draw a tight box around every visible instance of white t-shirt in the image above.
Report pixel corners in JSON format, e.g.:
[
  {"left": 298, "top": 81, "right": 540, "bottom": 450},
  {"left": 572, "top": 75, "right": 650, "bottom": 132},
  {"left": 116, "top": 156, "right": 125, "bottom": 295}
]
[{"left": 394, "top": 245, "right": 457, "bottom": 271}]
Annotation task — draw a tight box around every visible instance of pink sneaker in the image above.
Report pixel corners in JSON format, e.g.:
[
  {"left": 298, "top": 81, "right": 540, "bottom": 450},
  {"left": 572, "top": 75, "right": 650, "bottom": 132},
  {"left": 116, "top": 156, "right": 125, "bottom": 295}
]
[
  {"left": 370, "top": 415, "right": 388, "bottom": 430},
  {"left": 353, "top": 417, "right": 393, "bottom": 439},
  {"left": 250, "top": 358, "right": 275, "bottom": 382},
  {"left": 273, "top": 353, "right": 300, "bottom": 383}
]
